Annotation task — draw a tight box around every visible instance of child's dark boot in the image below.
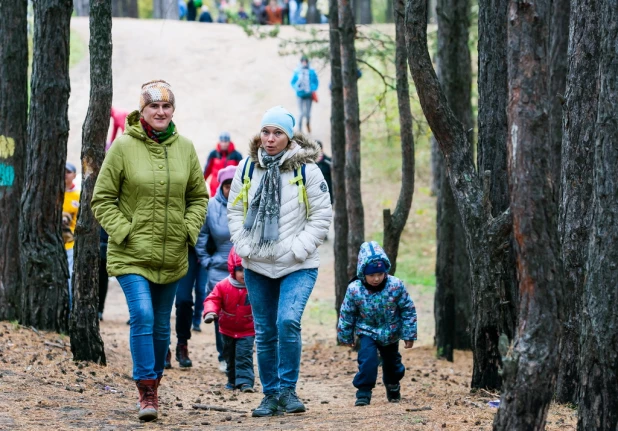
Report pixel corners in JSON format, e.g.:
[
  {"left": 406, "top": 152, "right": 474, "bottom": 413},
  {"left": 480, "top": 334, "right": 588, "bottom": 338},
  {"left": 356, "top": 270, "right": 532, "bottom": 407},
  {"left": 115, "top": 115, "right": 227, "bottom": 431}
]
[
  {"left": 252, "top": 394, "right": 282, "bottom": 417},
  {"left": 385, "top": 383, "right": 401, "bottom": 402},
  {"left": 355, "top": 389, "right": 372, "bottom": 406}
]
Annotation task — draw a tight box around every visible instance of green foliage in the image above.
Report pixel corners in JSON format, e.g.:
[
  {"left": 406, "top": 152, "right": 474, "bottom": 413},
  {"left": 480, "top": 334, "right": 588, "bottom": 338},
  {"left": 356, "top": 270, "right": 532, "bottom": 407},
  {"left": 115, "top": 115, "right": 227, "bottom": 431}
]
[{"left": 138, "top": 0, "right": 154, "bottom": 18}]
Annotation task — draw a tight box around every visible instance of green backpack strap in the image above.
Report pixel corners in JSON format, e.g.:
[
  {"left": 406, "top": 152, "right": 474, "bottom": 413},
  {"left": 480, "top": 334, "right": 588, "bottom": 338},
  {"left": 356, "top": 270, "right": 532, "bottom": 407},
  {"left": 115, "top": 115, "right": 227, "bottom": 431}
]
[
  {"left": 231, "top": 159, "right": 255, "bottom": 219},
  {"left": 289, "top": 164, "right": 310, "bottom": 220}
]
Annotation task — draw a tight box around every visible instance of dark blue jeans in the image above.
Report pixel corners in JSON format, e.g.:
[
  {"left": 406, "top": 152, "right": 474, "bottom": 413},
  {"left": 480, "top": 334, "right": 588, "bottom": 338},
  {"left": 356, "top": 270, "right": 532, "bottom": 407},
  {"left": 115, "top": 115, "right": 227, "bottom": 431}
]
[
  {"left": 244, "top": 268, "right": 317, "bottom": 395},
  {"left": 353, "top": 336, "right": 405, "bottom": 398},
  {"left": 221, "top": 334, "right": 255, "bottom": 387},
  {"left": 117, "top": 274, "right": 179, "bottom": 381},
  {"left": 175, "top": 247, "right": 208, "bottom": 345}
]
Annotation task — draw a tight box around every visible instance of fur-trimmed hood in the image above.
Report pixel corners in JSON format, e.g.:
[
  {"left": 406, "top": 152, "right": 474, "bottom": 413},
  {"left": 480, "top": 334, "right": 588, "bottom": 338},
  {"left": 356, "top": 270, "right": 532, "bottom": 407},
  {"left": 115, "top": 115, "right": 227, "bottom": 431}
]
[{"left": 248, "top": 132, "right": 321, "bottom": 172}]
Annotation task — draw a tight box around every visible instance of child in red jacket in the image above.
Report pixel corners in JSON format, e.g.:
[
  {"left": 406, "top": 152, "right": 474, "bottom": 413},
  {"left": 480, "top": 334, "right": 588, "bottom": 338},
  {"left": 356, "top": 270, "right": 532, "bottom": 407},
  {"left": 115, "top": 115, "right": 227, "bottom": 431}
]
[{"left": 204, "top": 248, "right": 255, "bottom": 392}]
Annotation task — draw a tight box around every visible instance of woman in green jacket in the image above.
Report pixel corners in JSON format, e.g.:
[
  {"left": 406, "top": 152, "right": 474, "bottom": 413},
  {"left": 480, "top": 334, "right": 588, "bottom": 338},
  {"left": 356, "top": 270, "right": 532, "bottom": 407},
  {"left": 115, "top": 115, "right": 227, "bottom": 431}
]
[{"left": 92, "top": 80, "right": 208, "bottom": 422}]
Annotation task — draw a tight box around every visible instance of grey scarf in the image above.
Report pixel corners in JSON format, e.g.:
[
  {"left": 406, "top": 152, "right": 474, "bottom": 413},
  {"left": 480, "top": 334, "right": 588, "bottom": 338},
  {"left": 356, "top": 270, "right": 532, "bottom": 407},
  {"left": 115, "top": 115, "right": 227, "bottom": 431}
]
[{"left": 240, "top": 149, "right": 286, "bottom": 257}]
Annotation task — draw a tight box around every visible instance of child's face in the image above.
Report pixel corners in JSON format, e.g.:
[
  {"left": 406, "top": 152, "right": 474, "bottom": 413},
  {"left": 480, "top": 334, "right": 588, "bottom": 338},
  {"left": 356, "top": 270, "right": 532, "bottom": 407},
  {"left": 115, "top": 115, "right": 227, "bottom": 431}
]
[
  {"left": 235, "top": 269, "right": 245, "bottom": 284},
  {"left": 365, "top": 272, "right": 386, "bottom": 287}
]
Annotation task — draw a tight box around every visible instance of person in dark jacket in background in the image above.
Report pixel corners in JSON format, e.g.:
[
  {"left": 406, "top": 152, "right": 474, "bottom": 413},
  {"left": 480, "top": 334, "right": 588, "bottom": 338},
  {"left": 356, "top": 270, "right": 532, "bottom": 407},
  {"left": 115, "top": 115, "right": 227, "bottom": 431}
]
[
  {"left": 199, "top": 5, "right": 213, "bottom": 22},
  {"left": 187, "top": 0, "right": 197, "bottom": 20},
  {"left": 251, "top": 0, "right": 267, "bottom": 24}
]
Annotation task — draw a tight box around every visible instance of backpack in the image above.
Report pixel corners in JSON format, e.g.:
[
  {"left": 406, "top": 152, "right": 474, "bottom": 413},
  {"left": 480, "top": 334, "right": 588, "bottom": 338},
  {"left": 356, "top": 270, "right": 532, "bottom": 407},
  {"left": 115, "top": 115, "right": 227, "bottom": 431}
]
[
  {"left": 295, "top": 69, "right": 312, "bottom": 98},
  {"left": 232, "top": 158, "right": 310, "bottom": 220}
]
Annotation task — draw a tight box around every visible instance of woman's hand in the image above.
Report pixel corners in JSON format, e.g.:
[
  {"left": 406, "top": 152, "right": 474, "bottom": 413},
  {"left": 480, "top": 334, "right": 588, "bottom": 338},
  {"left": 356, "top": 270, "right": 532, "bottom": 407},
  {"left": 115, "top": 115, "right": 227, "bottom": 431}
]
[{"left": 404, "top": 340, "right": 414, "bottom": 349}]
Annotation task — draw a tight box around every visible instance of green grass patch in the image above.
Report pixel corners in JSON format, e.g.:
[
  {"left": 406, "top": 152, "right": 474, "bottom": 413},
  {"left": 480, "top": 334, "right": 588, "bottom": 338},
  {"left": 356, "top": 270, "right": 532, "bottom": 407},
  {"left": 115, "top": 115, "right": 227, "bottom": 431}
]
[{"left": 69, "top": 29, "right": 86, "bottom": 68}]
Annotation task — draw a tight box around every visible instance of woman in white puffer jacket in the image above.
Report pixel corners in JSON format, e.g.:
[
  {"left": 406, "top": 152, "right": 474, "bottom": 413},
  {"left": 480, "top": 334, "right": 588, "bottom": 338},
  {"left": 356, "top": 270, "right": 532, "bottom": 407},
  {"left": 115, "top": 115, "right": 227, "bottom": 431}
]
[{"left": 228, "top": 106, "right": 332, "bottom": 417}]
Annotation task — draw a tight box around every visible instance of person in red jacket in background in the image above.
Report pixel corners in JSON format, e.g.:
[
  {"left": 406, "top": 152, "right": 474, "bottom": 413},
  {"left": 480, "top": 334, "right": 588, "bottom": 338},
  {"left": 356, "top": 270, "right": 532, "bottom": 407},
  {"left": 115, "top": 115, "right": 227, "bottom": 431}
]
[
  {"left": 203, "top": 248, "right": 255, "bottom": 393},
  {"left": 107, "top": 107, "right": 129, "bottom": 151},
  {"left": 203, "top": 132, "right": 243, "bottom": 198}
]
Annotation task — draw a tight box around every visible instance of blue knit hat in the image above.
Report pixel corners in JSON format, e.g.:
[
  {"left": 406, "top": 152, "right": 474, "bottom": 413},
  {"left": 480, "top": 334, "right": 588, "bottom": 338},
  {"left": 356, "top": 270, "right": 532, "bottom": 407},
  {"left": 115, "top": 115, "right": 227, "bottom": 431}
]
[
  {"left": 261, "top": 106, "right": 295, "bottom": 140},
  {"left": 364, "top": 259, "right": 388, "bottom": 276}
]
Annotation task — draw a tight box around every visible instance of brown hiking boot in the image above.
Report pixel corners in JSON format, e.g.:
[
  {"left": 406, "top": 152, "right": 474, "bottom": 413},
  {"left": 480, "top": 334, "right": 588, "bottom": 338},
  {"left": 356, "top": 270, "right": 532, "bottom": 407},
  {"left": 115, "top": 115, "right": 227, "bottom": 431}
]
[
  {"left": 176, "top": 343, "right": 193, "bottom": 368},
  {"left": 136, "top": 379, "right": 158, "bottom": 421}
]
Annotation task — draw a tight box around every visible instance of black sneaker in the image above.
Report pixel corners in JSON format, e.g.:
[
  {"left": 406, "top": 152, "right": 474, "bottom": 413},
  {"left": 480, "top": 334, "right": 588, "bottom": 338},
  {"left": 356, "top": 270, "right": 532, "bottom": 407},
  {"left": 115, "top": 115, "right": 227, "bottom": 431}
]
[
  {"left": 164, "top": 348, "right": 172, "bottom": 369},
  {"left": 385, "top": 383, "right": 401, "bottom": 402},
  {"left": 252, "top": 394, "right": 282, "bottom": 417},
  {"left": 355, "top": 396, "right": 371, "bottom": 406},
  {"left": 279, "top": 388, "right": 306, "bottom": 413}
]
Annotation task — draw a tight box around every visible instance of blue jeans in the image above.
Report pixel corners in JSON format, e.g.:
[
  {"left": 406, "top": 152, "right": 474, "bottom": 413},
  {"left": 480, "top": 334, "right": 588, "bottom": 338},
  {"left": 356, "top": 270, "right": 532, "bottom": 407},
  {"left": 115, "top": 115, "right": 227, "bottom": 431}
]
[
  {"left": 244, "top": 268, "right": 317, "bottom": 395},
  {"left": 175, "top": 247, "right": 208, "bottom": 344},
  {"left": 222, "top": 334, "right": 255, "bottom": 387},
  {"left": 353, "top": 336, "right": 405, "bottom": 398},
  {"left": 117, "top": 274, "right": 179, "bottom": 381}
]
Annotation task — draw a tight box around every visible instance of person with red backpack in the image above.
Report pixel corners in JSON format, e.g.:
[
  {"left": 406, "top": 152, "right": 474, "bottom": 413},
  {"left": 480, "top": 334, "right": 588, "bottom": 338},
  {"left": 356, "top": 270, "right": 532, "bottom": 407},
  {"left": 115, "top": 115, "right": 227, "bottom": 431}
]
[
  {"left": 203, "top": 132, "right": 243, "bottom": 198},
  {"left": 203, "top": 248, "right": 255, "bottom": 392}
]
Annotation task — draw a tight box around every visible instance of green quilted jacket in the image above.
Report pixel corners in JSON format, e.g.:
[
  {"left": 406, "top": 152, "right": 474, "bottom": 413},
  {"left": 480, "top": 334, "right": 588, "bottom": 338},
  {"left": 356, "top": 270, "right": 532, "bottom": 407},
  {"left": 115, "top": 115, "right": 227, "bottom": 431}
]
[{"left": 92, "top": 111, "right": 208, "bottom": 284}]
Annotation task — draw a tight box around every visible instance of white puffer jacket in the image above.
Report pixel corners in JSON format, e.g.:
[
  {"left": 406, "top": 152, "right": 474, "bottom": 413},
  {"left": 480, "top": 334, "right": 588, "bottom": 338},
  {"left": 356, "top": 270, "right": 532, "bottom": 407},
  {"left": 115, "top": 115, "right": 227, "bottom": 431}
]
[{"left": 228, "top": 134, "right": 332, "bottom": 278}]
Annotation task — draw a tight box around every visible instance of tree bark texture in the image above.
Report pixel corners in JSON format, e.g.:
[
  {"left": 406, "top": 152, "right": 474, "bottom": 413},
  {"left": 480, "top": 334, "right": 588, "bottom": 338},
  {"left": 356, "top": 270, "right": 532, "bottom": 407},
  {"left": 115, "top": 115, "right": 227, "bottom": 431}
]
[
  {"left": 329, "top": 0, "right": 349, "bottom": 315},
  {"left": 112, "top": 0, "right": 138, "bottom": 17},
  {"left": 0, "top": 0, "right": 28, "bottom": 321},
  {"left": 74, "top": 0, "right": 90, "bottom": 16},
  {"left": 405, "top": 0, "right": 514, "bottom": 389},
  {"left": 69, "top": 0, "right": 111, "bottom": 365},
  {"left": 473, "top": 0, "right": 519, "bottom": 364},
  {"left": 493, "top": 0, "right": 562, "bottom": 428},
  {"left": 153, "top": 0, "right": 178, "bottom": 19},
  {"left": 19, "top": 0, "right": 72, "bottom": 332},
  {"left": 382, "top": 0, "right": 415, "bottom": 277},
  {"left": 577, "top": 1, "right": 618, "bottom": 428},
  {"left": 432, "top": 0, "right": 473, "bottom": 360},
  {"left": 477, "top": 0, "right": 519, "bottom": 370},
  {"left": 339, "top": 0, "right": 365, "bottom": 279},
  {"left": 548, "top": 0, "right": 569, "bottom": 207},
  {"left": 555, "top": 0, "right": 600, "bottom": 405}
]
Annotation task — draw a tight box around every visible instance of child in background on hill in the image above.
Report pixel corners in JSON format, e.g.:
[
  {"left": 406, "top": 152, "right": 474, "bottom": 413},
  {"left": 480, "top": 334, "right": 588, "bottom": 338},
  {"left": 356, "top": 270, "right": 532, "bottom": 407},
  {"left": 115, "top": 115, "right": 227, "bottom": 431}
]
[
  {"left": 203, "top": 248, "right": 256, "bottom": 392},
  {"left": 337, "top": 241, "right": 417, "bottom": 407}
]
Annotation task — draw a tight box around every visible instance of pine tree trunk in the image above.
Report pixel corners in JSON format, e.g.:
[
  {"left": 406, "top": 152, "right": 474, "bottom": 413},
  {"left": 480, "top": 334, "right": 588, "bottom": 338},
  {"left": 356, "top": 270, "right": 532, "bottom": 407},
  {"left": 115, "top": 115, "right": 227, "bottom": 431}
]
[
  {"left": 555, "top": 0, "right": 599, "bottom": 405},
  {"left": 476, "top": 0, "right": 519, "bottom": 381},
  {"left": 577, "top": 1, "right": 618, "bottom": 428},
  {"left": 406, "top": 0, "right": 513, "bottom": 390},
  {"left": 493, "top": 0, "right": 562, "bottom": 428},
  {"left": 329, "top": 0, "right": 349, "bottom": 315},
  {"left": 339, "top": 0, "right": 365, "bottom": 278},
  {"left": 0, "top": 0, "right": 28, "bottom": 322},
  {"left": 19, "top": 0, "right": 72, "bottom": 332},
  {"left": 382, "top": 0, "right": 414, "bottom": 277},
  {"left": 432, "top": 0, "right": 473, "bottom": 360},
  {"left": 69, "top": 0, "right": 111, "bottom": 365}
]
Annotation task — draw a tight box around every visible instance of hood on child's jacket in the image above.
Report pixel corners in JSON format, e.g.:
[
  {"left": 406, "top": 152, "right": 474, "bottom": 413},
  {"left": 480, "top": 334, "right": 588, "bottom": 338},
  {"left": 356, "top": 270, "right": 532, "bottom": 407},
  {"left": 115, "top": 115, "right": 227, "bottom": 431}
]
[
  {"left": 227, "top": 247, "right": 243, "bottom": 280},
  {"left": 356, "top": 241, "right": 392, "bottom": 282}
]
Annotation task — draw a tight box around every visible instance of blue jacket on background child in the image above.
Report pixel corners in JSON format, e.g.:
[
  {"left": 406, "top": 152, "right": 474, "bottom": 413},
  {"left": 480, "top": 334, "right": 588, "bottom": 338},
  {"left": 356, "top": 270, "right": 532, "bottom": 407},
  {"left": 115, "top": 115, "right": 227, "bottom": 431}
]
[{"left": 337, "top": 241, "right": 417, "bottom": 406}]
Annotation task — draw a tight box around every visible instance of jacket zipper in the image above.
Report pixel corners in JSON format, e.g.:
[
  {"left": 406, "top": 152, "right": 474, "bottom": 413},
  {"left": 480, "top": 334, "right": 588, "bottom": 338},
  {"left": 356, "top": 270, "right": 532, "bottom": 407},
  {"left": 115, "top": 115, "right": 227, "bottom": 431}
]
[{"left": 161, "top": 145, "right": 171, "bottom": 277}]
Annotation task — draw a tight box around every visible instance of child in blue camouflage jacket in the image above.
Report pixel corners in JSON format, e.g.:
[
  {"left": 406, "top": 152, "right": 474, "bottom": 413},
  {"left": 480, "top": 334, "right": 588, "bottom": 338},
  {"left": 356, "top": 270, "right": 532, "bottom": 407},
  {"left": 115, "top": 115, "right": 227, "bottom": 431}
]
[{"left": 337, "top": 241, "right": 417, "bottom": 406}]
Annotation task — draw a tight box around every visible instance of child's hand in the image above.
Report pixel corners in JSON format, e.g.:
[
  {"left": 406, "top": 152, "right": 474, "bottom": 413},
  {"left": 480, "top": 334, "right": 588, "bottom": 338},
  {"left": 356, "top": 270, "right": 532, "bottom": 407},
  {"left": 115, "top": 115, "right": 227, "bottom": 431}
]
[
  {"left": 339, "top": 342, "right": 355, "bottom": 348},
  {"left": 404, "top": 340, "right": 414, "bottom": 349},
  {"left": 204, "top": 312, "right": 218, "bottom": 324}
]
